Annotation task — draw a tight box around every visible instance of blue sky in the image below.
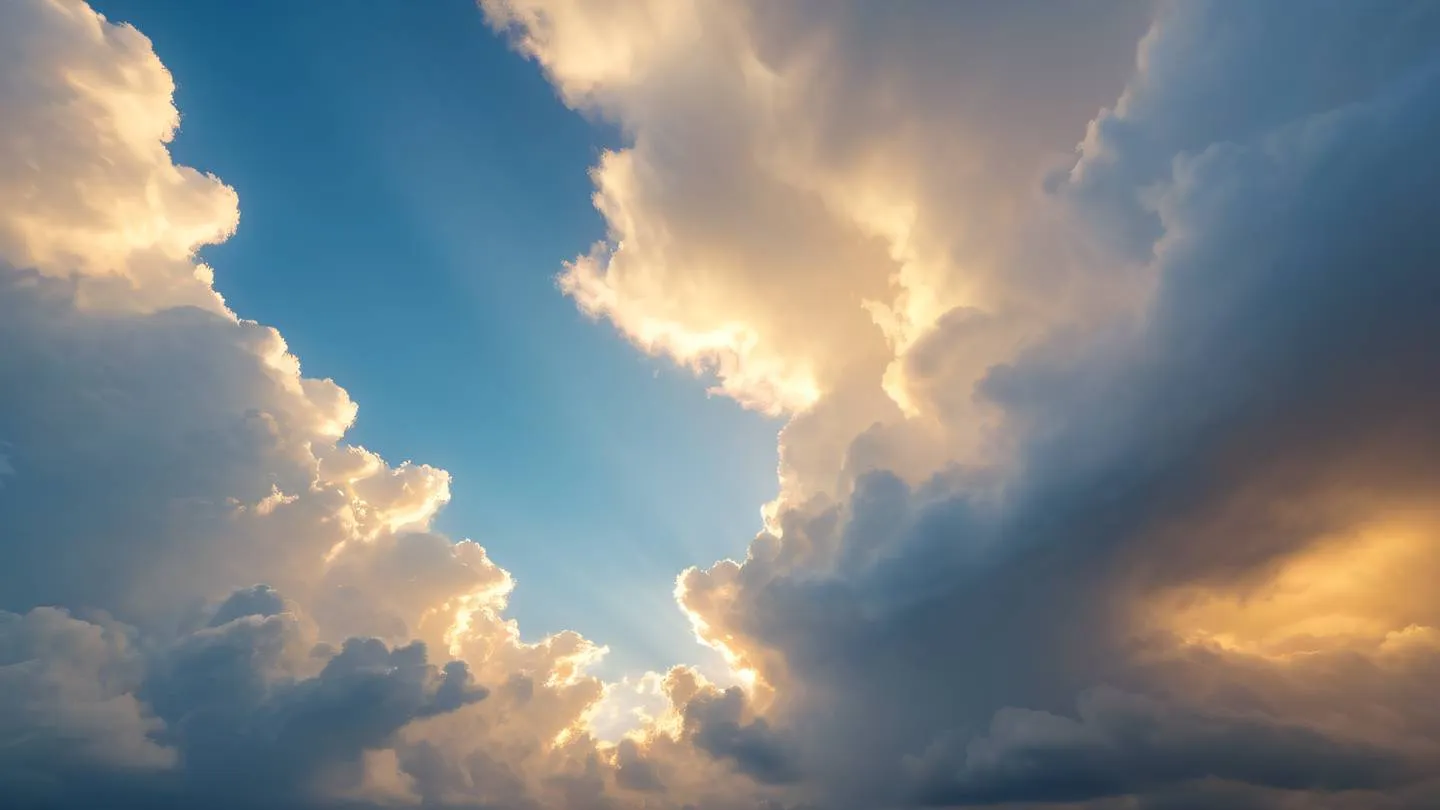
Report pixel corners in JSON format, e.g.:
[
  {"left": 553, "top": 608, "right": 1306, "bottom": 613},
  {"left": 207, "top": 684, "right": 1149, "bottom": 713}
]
[{"left": 91, "top": 0, "right": 780, "bottom": 678}]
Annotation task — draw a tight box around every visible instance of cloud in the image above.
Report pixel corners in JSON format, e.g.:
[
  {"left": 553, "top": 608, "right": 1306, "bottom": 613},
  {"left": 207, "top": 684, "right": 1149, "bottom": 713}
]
[
  {"left": 0, "top": 0, "right": 238, "bottom": 313},
  {"left": 0, "top": 607, "right": 173, "bottom": 779},
  {"left": 483, "top": 0, "right": 1151, "bottom": 500},
  {"left": 486, "top": 0, "right": 1440, "bottom": 807},
  {"left": 0, "top": 2, "right": 723, "bottom": 808},
  {"left": 5, "top": 0, "right": 1440, "bottom": 809},
  {"left": 911, "top": 687, "right": 1415, "bottom": 806},
  {"left": 683, "top": 686, "right": 798, "bottom": 786}
]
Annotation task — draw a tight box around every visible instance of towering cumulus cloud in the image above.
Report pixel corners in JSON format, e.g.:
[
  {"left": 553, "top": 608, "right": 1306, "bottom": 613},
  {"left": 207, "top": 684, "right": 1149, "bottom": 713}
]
[
  {"left": 3, "top": 0, "right": 1440, "bottom": 808},
  {"left": 483, "top": 0, "right": 1440, "bottom": 808}
]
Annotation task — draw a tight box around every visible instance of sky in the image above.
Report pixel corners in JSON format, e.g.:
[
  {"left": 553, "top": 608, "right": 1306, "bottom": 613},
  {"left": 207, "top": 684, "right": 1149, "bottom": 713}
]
[
  {"left": 86, "top": 0, "right": 782, "bottom": 678},
  {"left": 4, "top": 1, "right": 1440, "bottom": 810}
]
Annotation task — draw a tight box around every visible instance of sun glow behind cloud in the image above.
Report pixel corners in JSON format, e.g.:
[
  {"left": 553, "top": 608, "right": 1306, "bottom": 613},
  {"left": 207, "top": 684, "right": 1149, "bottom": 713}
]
[{"left": 1158, "top": 513, "right": 1440, "bottom": 659}]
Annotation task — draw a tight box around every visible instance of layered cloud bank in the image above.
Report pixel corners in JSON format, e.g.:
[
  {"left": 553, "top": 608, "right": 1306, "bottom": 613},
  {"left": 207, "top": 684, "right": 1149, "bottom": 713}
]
[{"left": 3, "top": 1, "right": 1440, "bottom": 809}]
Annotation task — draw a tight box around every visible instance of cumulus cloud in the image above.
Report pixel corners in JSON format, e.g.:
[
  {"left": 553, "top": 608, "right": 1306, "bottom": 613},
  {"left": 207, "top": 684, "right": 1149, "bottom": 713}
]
[
  {"left": 484, "top": 0, "right": 1440, "bottom": 808},
  {"left": 483, "top": 0, "right": 1152, "bottom": 508},
  {"left": 5, "top": 0, "right": 1440, "bottom": 809},
  {"left": 683, "top": 686, "right": 798, "bottom": 786},
  {"left": 0, "top": 608, "right": 173, "bottom": 778},
  {"left": 0, "top": 2, "right": 716, "bottom": 808},
  {"left": 0, "top": 0, "right": 238, "bottom": 313}
]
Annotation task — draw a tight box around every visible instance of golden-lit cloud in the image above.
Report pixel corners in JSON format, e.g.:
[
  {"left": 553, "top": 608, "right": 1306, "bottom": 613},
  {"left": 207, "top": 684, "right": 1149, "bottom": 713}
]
[
  {"left": 485, "top": 0, "right": 1151, "bottom": 507},
  {"left": 1157, "top": 511, "right": 1440, "bottom": 659}
]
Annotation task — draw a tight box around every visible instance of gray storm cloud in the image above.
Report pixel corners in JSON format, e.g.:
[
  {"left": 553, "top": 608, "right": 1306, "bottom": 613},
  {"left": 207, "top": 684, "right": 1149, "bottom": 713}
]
[{"left": 3, "top": 1, "right": 1440, "bottom": 809}]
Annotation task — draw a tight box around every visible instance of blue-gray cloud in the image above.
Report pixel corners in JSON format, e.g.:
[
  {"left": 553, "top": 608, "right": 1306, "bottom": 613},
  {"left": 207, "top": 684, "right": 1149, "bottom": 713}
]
[{"left": 667, "top": 2, "right": 1440, "bottom": 808}]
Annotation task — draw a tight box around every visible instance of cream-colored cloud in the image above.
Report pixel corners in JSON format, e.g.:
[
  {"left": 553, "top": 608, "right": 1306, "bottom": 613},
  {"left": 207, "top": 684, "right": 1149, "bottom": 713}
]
[
  {"left": 0, "top": 0, "right": 238, "bottom": 313},
  {"left": 485, "top": 0, "right": 1152, "bottom": 518}
]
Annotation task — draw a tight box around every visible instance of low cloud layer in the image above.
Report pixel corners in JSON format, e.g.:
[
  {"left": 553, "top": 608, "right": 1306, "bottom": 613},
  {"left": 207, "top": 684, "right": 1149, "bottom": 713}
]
[{"left": 4, "top": 1, "right": 1440, "bottom": 809}]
